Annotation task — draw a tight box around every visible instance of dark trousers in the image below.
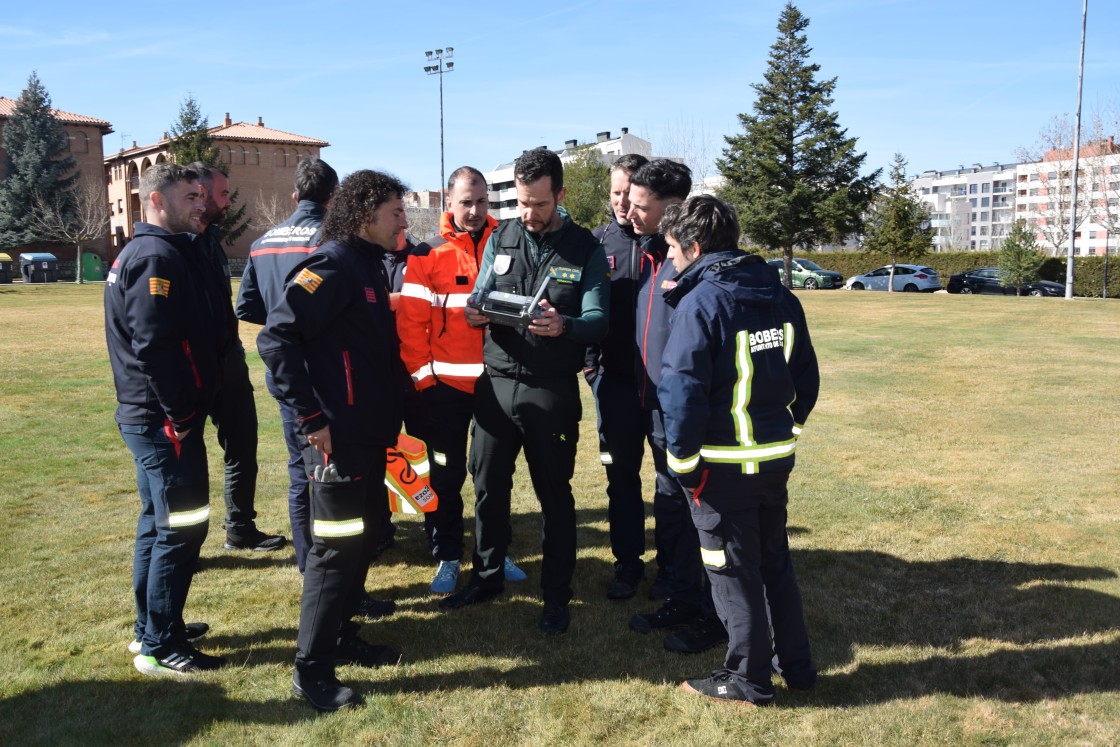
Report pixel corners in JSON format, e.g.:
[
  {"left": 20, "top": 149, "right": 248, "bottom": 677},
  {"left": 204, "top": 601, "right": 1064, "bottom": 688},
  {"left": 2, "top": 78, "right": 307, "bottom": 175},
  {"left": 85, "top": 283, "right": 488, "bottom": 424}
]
[
  {"left": 468, "top": 372, "right": 579, "bottom": 605},
  {"left": 689, "top": 469, "right": 815, "bottom": 703},
  {"left": 119, "top": 419, "right": 210, "bottom": 658},
  {"left": 413, "top": 383, "right": 473, "bottom": 562},
  {"left": 266, "top": 368, "right": 311, "bottom": 571},
  {"left": 645, "top": 407, "right": 712, "bottom": 614},
  {"left": 210, "top": 345, "right": 259, "bottom": 533},
  {"left": 294, "top": 443, "right": 386, "bottom": 677},
  {"left": 590, "top": 372, "right": 646, "bottom": 565}
]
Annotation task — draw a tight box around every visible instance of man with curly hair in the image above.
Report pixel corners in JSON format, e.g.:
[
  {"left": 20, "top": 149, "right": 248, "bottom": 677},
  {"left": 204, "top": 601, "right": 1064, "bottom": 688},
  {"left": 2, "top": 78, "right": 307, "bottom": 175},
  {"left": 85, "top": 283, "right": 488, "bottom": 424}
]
[{"left": 258, "top": 169, "right": 410, "bottom": 712}]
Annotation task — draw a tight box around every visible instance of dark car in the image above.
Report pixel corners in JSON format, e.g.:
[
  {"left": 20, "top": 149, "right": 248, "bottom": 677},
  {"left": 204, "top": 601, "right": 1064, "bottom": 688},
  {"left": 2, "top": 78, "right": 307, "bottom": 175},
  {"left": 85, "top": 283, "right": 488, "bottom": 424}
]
[
  {"left": 946, "top": 267, "right": 1063, "bottom": 297},
  {"left": 765, "top": 258, "right": 844, "bottom": 289}
]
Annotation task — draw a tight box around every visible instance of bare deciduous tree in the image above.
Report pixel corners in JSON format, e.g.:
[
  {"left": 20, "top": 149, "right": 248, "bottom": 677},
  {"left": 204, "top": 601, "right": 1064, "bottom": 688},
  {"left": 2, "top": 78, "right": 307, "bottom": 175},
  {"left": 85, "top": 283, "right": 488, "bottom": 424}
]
[
  {"left": 653, "top": 114, "right": 718, "bottom": 186},
  {"left": 30, "top": 181, "right": 109, "bottom": 284},
  {"left": 251, "top": 188, "right": 292, "bottom": 231},
  {"left": 1086, "top": 104, "right": 1120, "bottom": 254},
  {"left": 1016, "top": 115, "right": 1092, "bottom": 257}
]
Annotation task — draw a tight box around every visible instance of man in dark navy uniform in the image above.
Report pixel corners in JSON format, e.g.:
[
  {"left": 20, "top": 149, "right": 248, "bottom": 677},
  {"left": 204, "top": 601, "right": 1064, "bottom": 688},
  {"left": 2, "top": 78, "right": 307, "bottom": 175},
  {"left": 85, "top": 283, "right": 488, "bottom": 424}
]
[
  {"left": 258, "top": 170, "right": 409, "bottom": 712},
  {"left": 105, "top": 163, "right": 226, "bottom": 676}
]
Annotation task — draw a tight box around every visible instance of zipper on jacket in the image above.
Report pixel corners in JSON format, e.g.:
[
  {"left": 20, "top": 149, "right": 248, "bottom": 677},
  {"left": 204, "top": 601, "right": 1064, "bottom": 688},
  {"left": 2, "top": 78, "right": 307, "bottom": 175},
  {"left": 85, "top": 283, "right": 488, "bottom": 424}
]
[
  {"left": 181, "top": 340, "right": 202, "bottom": 388},
  {"left": 342, "top": 350, "right": 354, "bottom": 405}
]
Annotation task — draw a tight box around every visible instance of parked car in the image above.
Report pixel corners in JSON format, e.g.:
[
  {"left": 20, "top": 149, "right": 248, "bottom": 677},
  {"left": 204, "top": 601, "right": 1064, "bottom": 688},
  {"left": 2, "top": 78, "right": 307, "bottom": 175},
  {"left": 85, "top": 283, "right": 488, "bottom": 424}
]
[
  {"left": 765, "top": 257, "right": 844, "bottom": 289},
  {"left": 946, "top": 267, "right": 1063, "bottom": 297},
  {"left": 845, "top": 264, "right": 942, "bottom": 292}
]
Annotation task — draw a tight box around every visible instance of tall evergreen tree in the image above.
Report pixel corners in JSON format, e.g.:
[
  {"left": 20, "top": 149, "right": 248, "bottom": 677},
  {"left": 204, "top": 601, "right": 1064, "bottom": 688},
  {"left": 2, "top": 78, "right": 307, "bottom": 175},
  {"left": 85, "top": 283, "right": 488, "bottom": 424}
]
[
  {"left": 561, "top": 145, "right": 611, "bottom": 228},
  {"left": 862, "top": 153, "right": 932, "bottom": 291},
  {"left": 0, "top": 71, "right": 80, "bottom": 247},
  {"left": 718, "top": 2, "right": 878, "bottom": 286},
  {"left": 997, "top": 219, "right": 1044, "bottom": 296},
  {"left": 166, "top": 95, "right": 249, "bottom": 245}
]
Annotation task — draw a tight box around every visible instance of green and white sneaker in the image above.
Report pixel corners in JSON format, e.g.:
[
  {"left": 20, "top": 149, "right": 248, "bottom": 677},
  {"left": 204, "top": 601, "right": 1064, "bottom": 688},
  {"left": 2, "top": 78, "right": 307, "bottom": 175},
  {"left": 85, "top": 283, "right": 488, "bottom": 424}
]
[{"left": 128, "top": 621, "right": 209, "bottom": 654}]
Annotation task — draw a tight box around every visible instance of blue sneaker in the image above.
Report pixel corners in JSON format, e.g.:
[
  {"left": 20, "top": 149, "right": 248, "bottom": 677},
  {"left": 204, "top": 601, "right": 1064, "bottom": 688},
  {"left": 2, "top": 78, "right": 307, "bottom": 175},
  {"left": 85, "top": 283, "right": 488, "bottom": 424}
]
[
  {"left": 504, "top": 556, "right": 527, "bottom": 582},
  {"left": 430, "top": 560, "right": 460, "bottom": 595}
]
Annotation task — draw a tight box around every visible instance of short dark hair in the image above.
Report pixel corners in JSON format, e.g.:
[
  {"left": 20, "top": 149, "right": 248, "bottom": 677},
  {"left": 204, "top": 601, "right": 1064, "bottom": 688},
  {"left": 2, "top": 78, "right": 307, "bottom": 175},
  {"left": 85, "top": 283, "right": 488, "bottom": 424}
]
[
  {"left": 630, "top": 159, "right": 692, "bottom": 201},
  {"left": 322, "top": 169, "right": 408, "bottom": 242},
  {"left": 514, "top": 148, "right": 563, "bottom": 195},
  {"left": 610, "top": 153, "right": 648, "bottom": 177},
  {"left": 185, "top": 161, "right": 227, "bottom": 189},
  {"left": 659, "top": 195, "right": 740, "bottom": 254},
  {"left": 296, "top": 157, "right": 339, "bottom": 204},
  {"left": 139, "top": 162, "right": 200, "bottom": 208},
  {"left": 447, "top": 165, "right": 486, "bottom": 192}
]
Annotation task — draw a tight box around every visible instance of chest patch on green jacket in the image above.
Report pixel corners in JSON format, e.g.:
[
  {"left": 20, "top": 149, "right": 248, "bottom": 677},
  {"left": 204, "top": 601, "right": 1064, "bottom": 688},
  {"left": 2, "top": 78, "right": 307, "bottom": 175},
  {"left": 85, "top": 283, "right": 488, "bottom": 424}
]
[{"left": 549, "top": 265, "right": 582, "bottom": 283}]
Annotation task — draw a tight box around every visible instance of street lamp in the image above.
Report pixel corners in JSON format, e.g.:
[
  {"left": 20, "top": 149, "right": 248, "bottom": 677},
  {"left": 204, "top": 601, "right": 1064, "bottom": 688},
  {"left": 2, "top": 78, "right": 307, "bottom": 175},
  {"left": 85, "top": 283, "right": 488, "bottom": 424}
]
[{"left": 423, "top": 47, "right": 454, "bottom": 212}]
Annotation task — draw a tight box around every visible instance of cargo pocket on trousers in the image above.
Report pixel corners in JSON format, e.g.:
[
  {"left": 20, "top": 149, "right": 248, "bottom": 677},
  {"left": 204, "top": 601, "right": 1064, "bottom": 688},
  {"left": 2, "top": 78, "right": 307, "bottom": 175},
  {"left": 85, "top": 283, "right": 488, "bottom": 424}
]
[{"left": 689, "top": 499, "right": 728, "bottom": 572}]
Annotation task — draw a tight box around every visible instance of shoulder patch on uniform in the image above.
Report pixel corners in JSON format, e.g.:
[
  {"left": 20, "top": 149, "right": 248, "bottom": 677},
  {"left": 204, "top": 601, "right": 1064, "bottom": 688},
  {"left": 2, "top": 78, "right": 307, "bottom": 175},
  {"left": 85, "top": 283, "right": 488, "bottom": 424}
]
[
  {"left": 660, "top": 279, "right": 678, "bottom": 291},
  {"left": 494, "top": 254, "right": 513, "bottom": 275},
  {"left": 293, "top": 268, "right": 323, "bottom": 293},
  {"left": 149, "top": 277, "right": 170, "bottom": 297}
]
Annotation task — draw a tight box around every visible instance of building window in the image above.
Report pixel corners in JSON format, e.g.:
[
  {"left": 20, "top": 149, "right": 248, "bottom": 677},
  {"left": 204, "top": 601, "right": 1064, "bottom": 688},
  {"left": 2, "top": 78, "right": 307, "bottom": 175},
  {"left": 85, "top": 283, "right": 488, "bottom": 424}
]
[
  {"left": 971, "top": 226, "right": 976, "bottom": 236},
  {"left": 969, "top": 184, "right": 977, "bottom": 194},
  {"left": 1029, "top": 188, "right": 1038, "bottom": 196},
  {"left": 1029, "top": 173, "right": 1039, "bottom": 181},
  {"left": 274, "top": 149, "right": 288, "bottom": 167},
  {"left": 969, "top": 198, "right": 977, "bottom": 208},
  {"left": 922, "top": 187, "right": 930, "bottom": 194},
  {"left": 982, "top": 183, "right": 990, "bottom": 193},
  {"left": 980, "top": 212, "right": 989, "bottom": 221},
  {"left": 61, "top": 130, "right": 72, "bottom": 151}
]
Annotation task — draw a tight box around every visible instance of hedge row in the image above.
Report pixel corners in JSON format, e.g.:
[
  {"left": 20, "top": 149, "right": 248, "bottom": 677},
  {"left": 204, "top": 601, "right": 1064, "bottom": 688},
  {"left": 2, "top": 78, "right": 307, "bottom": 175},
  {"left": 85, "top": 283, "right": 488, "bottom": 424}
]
[{"left": 754, "top": 250, "right": 1119, "bottom": 298}]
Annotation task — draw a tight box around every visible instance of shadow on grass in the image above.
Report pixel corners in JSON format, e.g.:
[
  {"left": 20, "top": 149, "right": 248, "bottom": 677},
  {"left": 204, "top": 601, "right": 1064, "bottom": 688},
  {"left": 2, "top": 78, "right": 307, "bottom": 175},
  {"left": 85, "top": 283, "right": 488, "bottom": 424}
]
[
  {"left": 347, "top": 544, "right": 1120, "bottom": 706},
  {"left": 0, "top": 679, "right": 312, "bottom": 746},
  {"left": 196, "top": 552, "right": 296, "bottom": 572}
]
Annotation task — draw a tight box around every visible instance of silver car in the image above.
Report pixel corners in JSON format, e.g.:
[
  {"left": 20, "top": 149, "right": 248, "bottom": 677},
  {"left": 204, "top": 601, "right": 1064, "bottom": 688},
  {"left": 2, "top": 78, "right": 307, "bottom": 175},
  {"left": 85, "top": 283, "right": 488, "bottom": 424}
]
[{"left": 845, "top": 264, "right": 941, "bottom": 292}]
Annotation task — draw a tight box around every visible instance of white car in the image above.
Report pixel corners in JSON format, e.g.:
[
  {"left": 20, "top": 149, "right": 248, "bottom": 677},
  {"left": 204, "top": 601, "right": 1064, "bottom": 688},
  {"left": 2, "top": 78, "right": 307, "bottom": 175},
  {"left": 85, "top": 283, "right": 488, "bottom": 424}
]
[{"left": 845, "top": 264, "right": 941, "bottom": 292}]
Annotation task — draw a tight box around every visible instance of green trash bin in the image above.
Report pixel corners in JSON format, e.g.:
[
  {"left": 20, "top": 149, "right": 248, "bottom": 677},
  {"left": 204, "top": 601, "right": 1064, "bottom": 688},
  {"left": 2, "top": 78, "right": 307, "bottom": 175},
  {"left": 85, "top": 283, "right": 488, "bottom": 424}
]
[{"left": 82, "top": 252, "right": 105, "bottom": 281}]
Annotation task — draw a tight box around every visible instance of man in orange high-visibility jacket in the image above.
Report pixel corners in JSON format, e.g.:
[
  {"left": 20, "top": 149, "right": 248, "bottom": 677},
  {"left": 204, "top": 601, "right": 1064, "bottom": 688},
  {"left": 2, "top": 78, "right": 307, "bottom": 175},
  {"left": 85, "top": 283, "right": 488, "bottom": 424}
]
[{"left": 397, "top": 166, "right": 525, "bottom": 595}]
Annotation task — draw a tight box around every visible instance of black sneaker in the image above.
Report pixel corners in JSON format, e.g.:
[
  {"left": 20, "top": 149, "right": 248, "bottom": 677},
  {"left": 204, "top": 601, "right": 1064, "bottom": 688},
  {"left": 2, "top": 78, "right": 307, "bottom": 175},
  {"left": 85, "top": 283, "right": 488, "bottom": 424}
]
[
  {"left": 606, "top": 560, "right": 645, "bottom": 600},
  {"left": 664, "top": 617, "right": 729, "bottom": 654},
  {"left": 680, "top": 670, "right": 762, "bottom": 706},
  {"left": 129, "top": 621, "right": 209, "bottom": 654},
  {"left": 539, "top": 602, "right": 570, "bottom": 635},
  {"left": 438, "top": 584, "right": 502, "bottom": 610},
  {"left": 628, "top": 600, "right": 700, "bottom": 634},
  {"left": 224, "top": 527, "right": 288, "bottom": 552},
  {"left": 356, "top": 596, "right": 397, "bottom": 620},
  {"left": 293, "top": 670, "right": 363, "bottom": 712},
  {"left": 336, "top": 636, "right": 401, "bottom": 668},
  {"left": 133, "top": 646, "right": 226, "bottom": 676}
]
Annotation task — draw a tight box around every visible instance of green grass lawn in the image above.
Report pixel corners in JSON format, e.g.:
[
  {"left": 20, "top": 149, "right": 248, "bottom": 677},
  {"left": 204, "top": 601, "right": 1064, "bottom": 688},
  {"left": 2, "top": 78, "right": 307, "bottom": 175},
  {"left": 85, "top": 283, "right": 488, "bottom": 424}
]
[{"left": 0, "top": 283, "right": 1117, "bottom": 746}]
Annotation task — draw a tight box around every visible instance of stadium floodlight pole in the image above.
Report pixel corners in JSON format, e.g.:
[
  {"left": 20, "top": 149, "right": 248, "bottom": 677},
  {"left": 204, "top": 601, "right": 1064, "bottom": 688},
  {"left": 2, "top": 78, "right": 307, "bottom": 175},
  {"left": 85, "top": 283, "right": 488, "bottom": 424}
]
[
  {"left": 1065, "top": 0, "right": 1088, "bottom": 299},
  {"left": 423, "top": 47, "right": 455, "bottom": 212}
]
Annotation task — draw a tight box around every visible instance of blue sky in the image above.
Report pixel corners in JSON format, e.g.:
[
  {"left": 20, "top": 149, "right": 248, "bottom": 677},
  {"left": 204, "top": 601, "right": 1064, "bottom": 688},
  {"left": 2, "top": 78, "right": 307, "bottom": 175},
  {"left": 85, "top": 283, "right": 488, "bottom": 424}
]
[{"left": 2, "top": 0, "right": 1118, "bottom": 191}]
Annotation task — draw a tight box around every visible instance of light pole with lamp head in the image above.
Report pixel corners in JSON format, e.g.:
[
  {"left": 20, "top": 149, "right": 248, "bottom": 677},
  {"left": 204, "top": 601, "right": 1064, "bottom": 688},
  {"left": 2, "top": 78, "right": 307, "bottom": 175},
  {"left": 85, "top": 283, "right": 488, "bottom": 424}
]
[{"left": 423, "top": 47, "right": 454, "bottom": 213}]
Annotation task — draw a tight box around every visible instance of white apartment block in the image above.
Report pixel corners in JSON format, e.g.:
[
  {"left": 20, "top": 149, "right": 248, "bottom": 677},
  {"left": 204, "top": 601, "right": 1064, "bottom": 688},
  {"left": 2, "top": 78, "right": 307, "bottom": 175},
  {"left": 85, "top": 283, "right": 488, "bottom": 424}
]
[
  {"left": 483, "top": 128, "right": 653, "bottom": 220},
  {"left": 912, "top": 138, "right": 1120, "bottom": 255}
]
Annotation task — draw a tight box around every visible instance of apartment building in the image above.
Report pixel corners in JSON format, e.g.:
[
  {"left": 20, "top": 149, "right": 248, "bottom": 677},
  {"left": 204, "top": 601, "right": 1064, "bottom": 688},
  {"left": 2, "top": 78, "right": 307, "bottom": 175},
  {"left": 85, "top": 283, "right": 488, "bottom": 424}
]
[
  {"left": 912, "top": 138, "right": 1120, "bottom": 255},
  {"left": 483, "top": 128, "right": 653, "bottom": 220}
]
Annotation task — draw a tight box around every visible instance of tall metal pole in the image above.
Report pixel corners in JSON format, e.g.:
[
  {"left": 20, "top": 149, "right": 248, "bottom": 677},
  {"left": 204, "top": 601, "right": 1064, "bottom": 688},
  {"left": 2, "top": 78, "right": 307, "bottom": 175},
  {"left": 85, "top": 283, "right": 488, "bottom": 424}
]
[
  {"left": 1065, "top": 0, "right": 1088, "bottom": 299},
  {"left": 423, "top": 48, "right": 454, "bottom": 212}
]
